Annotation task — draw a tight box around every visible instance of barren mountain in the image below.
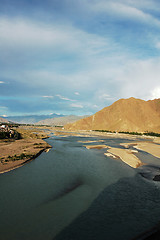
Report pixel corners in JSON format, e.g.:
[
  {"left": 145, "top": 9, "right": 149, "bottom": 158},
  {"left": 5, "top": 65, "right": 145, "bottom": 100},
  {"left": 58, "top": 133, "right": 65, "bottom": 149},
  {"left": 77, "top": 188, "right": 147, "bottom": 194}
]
[
  {"left": 35, "top": 115, "right": 88, "bottom": 126},
  {"left": 0, "top": 117, "right": 10, "bottom": 123},
  {"left": 5, "top": 113, "right": 64, "bottom": 124},
  {"left": 64, "top": 98, "right": 160, "bottom": 133}
]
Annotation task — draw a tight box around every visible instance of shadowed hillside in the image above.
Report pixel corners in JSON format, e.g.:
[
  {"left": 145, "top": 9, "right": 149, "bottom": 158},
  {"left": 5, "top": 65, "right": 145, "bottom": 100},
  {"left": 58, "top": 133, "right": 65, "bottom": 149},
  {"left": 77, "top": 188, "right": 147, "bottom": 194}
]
[{"left": 64, "top": 98, "right": 160, "bottom": 133}]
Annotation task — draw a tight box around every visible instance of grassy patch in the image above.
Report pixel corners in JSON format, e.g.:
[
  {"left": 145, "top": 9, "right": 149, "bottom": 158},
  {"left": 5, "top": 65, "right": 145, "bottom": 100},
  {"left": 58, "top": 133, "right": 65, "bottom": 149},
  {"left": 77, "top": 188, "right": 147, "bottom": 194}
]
[{"left": 5, "top": 153, "right": 34, "bottom": 162}]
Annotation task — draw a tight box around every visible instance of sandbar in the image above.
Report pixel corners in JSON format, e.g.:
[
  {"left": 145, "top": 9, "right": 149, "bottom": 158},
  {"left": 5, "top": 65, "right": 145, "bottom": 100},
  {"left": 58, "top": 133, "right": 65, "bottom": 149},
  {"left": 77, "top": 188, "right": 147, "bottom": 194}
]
[
  {"left": 105, "top": 147, "right": 143, "bottom": 168},
  {"left": 78, "top": 140, "right": 104, "bottom": 143},
  {"left": 133, "top": 142, "right": 160, "bottom": 159},
  {"left": 84, "top": 145, "right": 108, "bottom": 150},
  {"left": 122, "top": 142, "right": 160, "bottom": 159},
  {"left": 104, "top": 152, "right": 117, "bottom": 158}
]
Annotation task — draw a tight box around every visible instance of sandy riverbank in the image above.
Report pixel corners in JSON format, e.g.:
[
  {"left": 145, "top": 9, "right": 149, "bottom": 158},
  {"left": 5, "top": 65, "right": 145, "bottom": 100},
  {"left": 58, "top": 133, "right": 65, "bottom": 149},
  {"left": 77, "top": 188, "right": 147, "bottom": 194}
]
[
  {"left": 120, "top": 141, "right": 160, "bottom": 159},
  {"left": 54, "top": 129, "right": 159, "bottom": 141},
  {"left": 62, "top": 130, "right": 159, "bottom": 169},
  {"left": 84, "top": 145, "right": 108, "bottom": 150},
  {"left": 2, "top": 127, "right": 159, "bottom": 173},
  {"left": 0, "top": 126, "right": 52, "bottom": 174},
  {"left": 105, "top": 147, "right": 143, "bottom": 168},
  {"left": 84, "top": 140, "right": 160, "bottom": 168},
  {"left": 133, "top": 142, "right": 160, "bottom": 158},
  {"left": 83, "top": 143, "right": 143, "bottom": 168}
]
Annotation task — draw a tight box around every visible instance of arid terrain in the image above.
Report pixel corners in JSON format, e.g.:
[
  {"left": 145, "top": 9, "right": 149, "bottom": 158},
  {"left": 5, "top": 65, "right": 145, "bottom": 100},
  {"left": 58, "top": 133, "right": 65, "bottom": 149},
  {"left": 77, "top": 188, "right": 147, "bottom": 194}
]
[
  {"left": 1, "top": 123, "right": 160, "bottom": 175},
  {"left": 0, "top": 126, "right": 52, "bottom": 174},
  {"left": 35, "top": 115, "right": 88, "bottom": 126},
  {"left": 65, "top": 98, "right": 160, "bottom": 133},
  {"left": 55, "top": 129, "right": 160, "bottom": 169}
]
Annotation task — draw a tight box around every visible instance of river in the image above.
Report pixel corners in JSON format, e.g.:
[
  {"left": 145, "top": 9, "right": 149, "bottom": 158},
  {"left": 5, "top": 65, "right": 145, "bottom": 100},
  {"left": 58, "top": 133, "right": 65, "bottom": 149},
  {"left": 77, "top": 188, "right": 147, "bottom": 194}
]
[{"left": 0, "top": 134, "right": 160, "bottom": 239}]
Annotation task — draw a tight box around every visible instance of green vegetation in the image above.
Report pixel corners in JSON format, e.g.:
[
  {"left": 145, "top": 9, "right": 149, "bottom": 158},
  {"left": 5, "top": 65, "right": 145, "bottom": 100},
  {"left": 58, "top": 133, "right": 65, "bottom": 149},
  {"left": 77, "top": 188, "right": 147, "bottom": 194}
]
[
  {"left": 119, "top": 131, "right": 160, "bottom": 137},
  {"left": 33, "top": 142, "right": 44, "bottom": 148},
  {"left": 20, "top": 153, "right": 26, "bottom": 159},
  {"left": 35, "top": 124, "right": 51, "bottom": 127},
  {"left": 0, "top": 132, "right": 8, "bottom": 139},
  {"left": 143, "top": 132, "right": 160, "bottom": 137},
  {"left": 0, "top": 129, "right": 21, "bottom": 140},
  {"left": 5, "top": 153, "right": 34, "bottom": 161},
  {"left": 119, "top": 131, "right": 143, "bottom": 136},
  {"left": 0, "top": 123, "right": 19, "bottom": 128},
  {"left": 13, "top": 130, "right": 21, "bottom": 139},
  {"left": 94, "top": 130, "right": 160, "bottom": 137},
  {"left": 94, "top": 130, "right": 116, "bottom": 133}
]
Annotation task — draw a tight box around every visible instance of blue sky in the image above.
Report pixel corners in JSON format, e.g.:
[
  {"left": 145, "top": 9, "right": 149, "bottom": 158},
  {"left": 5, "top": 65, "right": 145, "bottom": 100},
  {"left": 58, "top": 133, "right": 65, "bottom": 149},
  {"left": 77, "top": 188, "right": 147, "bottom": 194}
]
[{"left": 1, "top": 0, "right": 160, "bottom": 116}]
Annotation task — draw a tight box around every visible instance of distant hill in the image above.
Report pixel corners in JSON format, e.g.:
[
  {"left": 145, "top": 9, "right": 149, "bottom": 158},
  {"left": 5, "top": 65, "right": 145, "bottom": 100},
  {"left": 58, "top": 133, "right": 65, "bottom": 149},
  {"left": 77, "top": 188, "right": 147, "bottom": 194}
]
[
  {"left": 0, "top": 117, "right": 10, "bottom": 123},
  {"left": 35, "top": 115, "right": 89, "bottom": 126},
  {"left": 4, "top": 114, "right": 65, "bottom": 124},
  {"left": 64, "top": 97, "right": 160, "bottom": 133}
]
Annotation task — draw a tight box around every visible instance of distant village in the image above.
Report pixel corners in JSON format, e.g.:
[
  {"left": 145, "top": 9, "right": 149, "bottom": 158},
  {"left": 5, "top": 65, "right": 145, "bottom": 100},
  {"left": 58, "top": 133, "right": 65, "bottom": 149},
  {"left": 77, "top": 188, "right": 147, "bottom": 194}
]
[{"left": 0, "top": 124, "right": 20, "bottom": 139}]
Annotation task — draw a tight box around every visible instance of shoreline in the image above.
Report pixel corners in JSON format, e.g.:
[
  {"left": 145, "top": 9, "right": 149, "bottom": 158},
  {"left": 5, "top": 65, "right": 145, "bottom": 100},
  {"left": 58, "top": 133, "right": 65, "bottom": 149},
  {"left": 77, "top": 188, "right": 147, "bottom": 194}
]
[
  {"left": 55, "top": 129, "right": 160, "bottom": 141},
  {"left": 60, "top": 130, "right": 160, "bottom": 169},
  {"left": 0, "top": 147, "right": 51, "bottom": 175},
  {"left": 1, "top": 127, "right": 160, "bottom": 174},
  {"left": 83, "top": 144, "right": 143, "bottom": 168},
  {"left": 0, "top": 126, "right": 52, "bottom": 175},
  {"left": 105, "top": 147, "right": 143, "bottom": 168}
]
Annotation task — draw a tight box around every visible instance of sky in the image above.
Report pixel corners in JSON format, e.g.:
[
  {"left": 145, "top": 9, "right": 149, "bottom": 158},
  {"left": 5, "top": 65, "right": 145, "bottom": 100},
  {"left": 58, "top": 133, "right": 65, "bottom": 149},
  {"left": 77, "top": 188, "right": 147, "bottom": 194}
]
[{"left": 1, "top": 0, "right": 160, "bottom": 117}]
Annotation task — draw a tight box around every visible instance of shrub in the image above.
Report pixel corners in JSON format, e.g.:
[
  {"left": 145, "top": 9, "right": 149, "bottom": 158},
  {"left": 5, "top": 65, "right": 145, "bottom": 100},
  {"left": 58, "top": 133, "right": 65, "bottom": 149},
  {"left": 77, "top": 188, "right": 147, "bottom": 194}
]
[
  {"left": 13, "top": 130, "right": 21, "bottom": 140},
  {"left": 0, "top": 132, "right": 7, "bottom": 139},
  {"left": 20, "top": 153, "right": 26, "bottom": 159},
  {"left": 144, "top": 132, "right": 160, "bottom": 137}
]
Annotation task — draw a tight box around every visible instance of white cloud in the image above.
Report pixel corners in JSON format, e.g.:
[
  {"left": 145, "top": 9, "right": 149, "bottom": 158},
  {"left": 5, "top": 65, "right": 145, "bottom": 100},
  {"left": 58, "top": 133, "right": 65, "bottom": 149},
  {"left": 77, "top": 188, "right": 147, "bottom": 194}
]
[
  {"left": 42, "top": 96, "right": 54, "bottom": 98},
  {"left": 0, "top": 16, "right": 109, "bottom": 57},
  {"left": 151, "top": 87, "right": 160, "bottom": 100},
  {"left": 1, "top": 6, "right": 160, "bottom": 115},
  {"left": 0, "top": 18, "right": 70, "bottom": 48},
  {"left": 155, "top": 41, "right": 160, "bottom": 49},
  {"left": 74, "top": 92, "right": 80, "bottom": 95},
  {"left": 99, "top": 94, "right": 111, "bottom": 100},
  {"left": 91, "top": 1, "right": 160, "bottom": 26},
  {"left": 56, "top": 94, "right": 75, "bottom": 101},
  {"left": 0, "top": 81, "right": 4, "bottom": 84},
  {"left": 116, "top": 58, "right": 160, "bottom": 100},
  {"left": 123, "top": 0, "right": 160, "bottom": 12},
  {"left": 70, "top": 103, "right": 84, "bottom": 108},
  {"left": 93, "top": 105, "right": 99, "bottom": 108}
]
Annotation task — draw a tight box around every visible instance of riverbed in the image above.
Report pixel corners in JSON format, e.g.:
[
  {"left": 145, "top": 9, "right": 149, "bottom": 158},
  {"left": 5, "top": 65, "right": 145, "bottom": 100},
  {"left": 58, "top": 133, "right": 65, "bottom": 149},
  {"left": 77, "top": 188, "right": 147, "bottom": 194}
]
[{"left": 0, "top": 134, "right": 160, "bottom": 239}]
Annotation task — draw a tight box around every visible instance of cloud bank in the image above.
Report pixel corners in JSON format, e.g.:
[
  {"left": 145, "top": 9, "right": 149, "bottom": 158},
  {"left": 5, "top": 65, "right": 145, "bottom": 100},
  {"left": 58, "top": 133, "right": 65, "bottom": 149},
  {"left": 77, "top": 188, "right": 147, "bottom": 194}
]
[{"left": 0, "top": 0, "right": 160, "bottom": 116}]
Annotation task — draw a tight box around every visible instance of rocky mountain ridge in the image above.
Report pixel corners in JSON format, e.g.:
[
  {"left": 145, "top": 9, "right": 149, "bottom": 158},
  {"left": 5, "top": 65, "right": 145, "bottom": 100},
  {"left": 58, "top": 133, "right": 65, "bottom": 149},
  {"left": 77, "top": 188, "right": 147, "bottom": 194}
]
[
  {"left": 35, "top": 115, "right": 89, "bottom": 126},
  {"left": 64, "top": 98, "right": 160, "bottom": 133},
  {"left": 3, "top": 113, "right": 65, "bottom": 124}
]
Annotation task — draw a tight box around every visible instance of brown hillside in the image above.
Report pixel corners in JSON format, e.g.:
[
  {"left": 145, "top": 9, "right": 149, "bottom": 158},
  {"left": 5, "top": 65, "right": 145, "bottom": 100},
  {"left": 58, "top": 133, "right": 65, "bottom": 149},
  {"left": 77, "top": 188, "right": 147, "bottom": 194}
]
[
  {"left": 64, "top": 97, "right": 160, "bottom": 133},
  {"left": 0, "top": 117, "right": 9, "bottom": 123},
  {"left": 35, "top": 115, "right": 88, "bottom": 126}
]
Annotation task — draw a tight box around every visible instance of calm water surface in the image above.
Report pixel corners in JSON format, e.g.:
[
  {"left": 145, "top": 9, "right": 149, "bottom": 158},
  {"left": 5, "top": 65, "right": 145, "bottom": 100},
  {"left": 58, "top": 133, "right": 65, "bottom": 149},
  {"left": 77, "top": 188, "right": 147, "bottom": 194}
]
[{"left": 0, "top": 135, "right": 160, "bottom": 240}]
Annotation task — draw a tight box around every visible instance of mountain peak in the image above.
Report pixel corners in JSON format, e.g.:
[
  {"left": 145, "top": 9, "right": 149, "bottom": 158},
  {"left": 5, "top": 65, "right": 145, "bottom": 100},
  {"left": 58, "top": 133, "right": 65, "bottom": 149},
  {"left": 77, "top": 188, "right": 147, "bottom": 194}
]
[{"left": 65, "top": 97, "right": 160, "bottom": 133}]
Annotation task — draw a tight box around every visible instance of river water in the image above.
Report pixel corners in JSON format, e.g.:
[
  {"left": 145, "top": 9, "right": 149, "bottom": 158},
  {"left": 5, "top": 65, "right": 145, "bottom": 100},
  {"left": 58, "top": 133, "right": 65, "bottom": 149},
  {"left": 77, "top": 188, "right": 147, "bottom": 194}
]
[{"left": 0, "top": 134, "right": 160, "bottom": 240}]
